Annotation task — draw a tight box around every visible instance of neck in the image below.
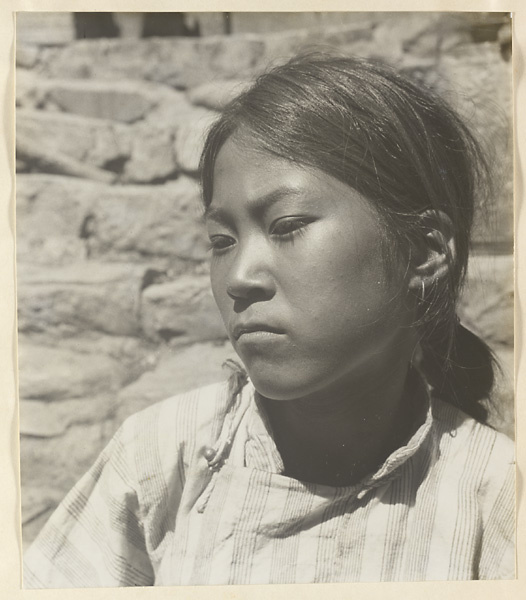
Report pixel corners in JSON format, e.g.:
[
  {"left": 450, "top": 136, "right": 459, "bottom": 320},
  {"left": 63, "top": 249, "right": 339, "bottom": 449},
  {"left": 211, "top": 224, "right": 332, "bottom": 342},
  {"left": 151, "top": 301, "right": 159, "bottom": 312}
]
[{"left": 261, "top": 360, "right": 424, "bottom": 487}]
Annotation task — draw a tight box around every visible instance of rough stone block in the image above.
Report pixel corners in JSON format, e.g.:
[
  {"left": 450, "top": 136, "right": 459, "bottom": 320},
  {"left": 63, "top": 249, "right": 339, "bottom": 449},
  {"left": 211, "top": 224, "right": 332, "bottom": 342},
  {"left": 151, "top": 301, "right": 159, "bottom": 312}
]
[
  {"left": 16, "top": 68, "right": 44, "bottom": 109},
  {"left": 20, "top": 395, "right": 117, "bottom": 438},
  {"left": 48, "top": 79, "right": 157, "bottom": 122},
  {"left": 140, "top": 275, "right": 227, "bottom": 344},
  {"left": 142, "top": 103, "right": 218, "bottom": 177},
  {"left": 17, "top": 103, "right": 212, "bottom": 183},
  {"left": 122, "top": 124, "right": 177, "bottom": 183},
  {"left": 187, "top": 79, "right": 251, "bottom": 111},
  {"left": 371, "top": 12, "right": 470, "bottom": 64},
  {"left": 20, "top": 400, "right": 69, "bottom": 438},
  {"left": 17, "top": 131, "right": 117, "bottom": 184},
  {"left": 17, "top": 109, "right": 131, "bottom": 170},
  {"left": 17, "top": 174, "right": 98, "bottom": 265},
  {"left": 458, "top": 254, "right": 513, "bottom": 347},
  {"left": 88, "top": 177, "right": 208, "bottom": 261},
  {"left": 173, "top": 111, "right": 218, "bottom": 173},
  {"left": 34, "top": 37, "right": 244, "bottom": 86},
  {"left": 144, "top": 93, "right": 205, "bottom": 129},
  {"left": 17, "top": 343, "right": 126, "bottom": 401},
  {"left": 17, "top": 330, "right": 157, "bottom": 384},
  {"left": 17, "top": 262, "right": 147, "bottom": 339},
  {"left": 16, "top": 174, "right": 208, "bottom": 264},
  {"left": 20, "top": 77, "right": 186, "bottom": 122},
  {"left": 16, "top": 44, "right": 40, "bottom": 69}
]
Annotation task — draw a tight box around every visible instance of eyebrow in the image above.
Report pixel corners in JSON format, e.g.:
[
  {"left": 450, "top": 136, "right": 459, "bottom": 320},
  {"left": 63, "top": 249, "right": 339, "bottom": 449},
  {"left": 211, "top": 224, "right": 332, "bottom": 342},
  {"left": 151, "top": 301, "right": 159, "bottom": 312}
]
[{"left": 204, "top": 186, "right": 305, "bottom": 224}]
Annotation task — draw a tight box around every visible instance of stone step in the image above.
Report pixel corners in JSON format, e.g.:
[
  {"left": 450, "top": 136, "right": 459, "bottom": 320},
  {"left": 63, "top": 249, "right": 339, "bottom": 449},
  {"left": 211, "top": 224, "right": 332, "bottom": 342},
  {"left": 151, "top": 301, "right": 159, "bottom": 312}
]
[
  {"left": 17, "top": 342, "right": 129, "bottom": 401},
  {"left": 24, "top": 23, "right": 376, "bottom": 88},
  {"left": 17, "top": 130, "right": 117, "bottom": 184},
  {"left": 16, "top": 174, "right": 208, "bottom": 265},
  {"left": 17, "top": 108, "right": 133, "bottom": 173},
  {"left": 17, "top": 260, "right": 224, "bottom": 346},
  {"left": 23, "top": 15, "right": 492, "bottom": 89},
  {"left": 16, "top": 73, "right": 188, "bottom": 122},
  {"left": 20, "top": 395, "right": 118, "bottom": 437},
  {"left": 17, "top": 102, "right": 218, "bottom": 180},
  {"left": 17, "top": 261, "right": 149, "bottom": 338}
]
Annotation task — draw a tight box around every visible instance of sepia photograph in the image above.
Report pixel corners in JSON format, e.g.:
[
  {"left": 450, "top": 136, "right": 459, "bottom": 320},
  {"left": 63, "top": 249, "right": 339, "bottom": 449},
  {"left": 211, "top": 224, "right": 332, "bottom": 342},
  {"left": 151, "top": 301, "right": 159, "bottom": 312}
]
[{"left": 14, "top": 10, "right": 515, "bottom": 588}]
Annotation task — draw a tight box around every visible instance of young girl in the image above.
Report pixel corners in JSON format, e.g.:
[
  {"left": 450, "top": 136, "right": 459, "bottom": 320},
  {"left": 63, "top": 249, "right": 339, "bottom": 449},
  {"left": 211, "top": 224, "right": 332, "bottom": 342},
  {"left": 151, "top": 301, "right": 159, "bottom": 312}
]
[{"left": 24, "top": 54, "right": 515, "bottom": 586}]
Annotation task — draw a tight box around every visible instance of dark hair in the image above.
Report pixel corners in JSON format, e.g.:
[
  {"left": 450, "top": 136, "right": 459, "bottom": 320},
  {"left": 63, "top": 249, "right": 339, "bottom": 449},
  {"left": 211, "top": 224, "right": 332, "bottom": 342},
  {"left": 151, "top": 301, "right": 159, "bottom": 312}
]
[{"left": 200, "top": 53, "right": 495, "bottom": 423}]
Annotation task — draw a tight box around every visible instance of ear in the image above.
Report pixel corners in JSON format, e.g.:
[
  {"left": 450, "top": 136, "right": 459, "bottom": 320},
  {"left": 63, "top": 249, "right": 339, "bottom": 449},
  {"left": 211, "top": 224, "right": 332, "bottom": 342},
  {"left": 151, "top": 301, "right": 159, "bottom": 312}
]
[{"left": 408, "top": 210, "right": 455, "bottom": 292}]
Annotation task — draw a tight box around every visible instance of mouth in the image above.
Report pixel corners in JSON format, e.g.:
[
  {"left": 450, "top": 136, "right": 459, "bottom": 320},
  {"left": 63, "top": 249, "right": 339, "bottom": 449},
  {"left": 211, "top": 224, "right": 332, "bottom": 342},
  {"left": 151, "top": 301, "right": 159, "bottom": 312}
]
[{"left": 232, "top": 323, "right": 285, "bottom": 341}]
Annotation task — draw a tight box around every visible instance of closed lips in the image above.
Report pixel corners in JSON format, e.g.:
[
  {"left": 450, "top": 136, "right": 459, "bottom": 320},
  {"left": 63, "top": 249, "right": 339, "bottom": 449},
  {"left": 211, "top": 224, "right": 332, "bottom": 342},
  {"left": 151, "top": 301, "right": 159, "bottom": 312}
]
[{"left": 232, "top": 324, "right": 285, "bottom": 340}]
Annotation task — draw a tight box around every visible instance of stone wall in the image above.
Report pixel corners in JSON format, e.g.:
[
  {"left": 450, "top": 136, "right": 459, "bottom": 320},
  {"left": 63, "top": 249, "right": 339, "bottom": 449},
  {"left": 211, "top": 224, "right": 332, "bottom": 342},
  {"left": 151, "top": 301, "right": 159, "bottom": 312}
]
[{"left": 17, "top": 13, "right": 514, "bottom": 546}]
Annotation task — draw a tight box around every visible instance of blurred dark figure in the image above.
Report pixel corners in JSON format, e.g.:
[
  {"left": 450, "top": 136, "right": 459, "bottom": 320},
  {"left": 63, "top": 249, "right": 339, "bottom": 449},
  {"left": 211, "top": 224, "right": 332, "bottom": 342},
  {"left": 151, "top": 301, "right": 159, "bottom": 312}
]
[
  {"left": 74, "top": 13, "right": 119, "bottom": 39},
  {"left": 73, "top": 12, "right": 200, "bottom": 39},
  {"left": 223, "top": 13, "right": 231, "bottom": 34},
  {"left": 143, "top": 13, "right": 199, "bottom": 37}
]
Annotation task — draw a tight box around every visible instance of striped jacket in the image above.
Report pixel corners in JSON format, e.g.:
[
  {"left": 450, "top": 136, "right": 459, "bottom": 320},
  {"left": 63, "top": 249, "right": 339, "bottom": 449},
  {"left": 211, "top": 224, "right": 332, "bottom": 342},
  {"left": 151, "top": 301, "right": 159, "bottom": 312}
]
[{"left": 24, "top": 379, "right": 515, "bottom": 587}]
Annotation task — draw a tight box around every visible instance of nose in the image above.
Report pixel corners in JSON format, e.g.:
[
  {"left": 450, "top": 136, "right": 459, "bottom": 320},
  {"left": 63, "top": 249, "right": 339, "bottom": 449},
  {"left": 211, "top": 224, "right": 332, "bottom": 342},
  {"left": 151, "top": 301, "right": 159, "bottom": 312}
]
[{"left": 226, "top": 238, "right": 275, "bottom": 302}]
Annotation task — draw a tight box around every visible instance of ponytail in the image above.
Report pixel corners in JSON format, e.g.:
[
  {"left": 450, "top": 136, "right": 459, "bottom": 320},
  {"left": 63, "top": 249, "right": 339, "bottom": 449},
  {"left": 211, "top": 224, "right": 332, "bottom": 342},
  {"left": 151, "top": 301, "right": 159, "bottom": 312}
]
[{"left": 420, "top": 319, "right": 496, "bottom": 424}]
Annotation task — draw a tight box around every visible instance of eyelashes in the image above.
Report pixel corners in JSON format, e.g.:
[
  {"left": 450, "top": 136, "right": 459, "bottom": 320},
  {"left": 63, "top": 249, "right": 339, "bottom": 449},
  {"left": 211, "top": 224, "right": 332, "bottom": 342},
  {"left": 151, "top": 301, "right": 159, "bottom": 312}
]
[
  {"left": 207, "top": 235, "right": 235, "bottom": 254},
  {"left": 270, "top": 217, "right": 312, "bottom": 239},
  {"left": 207, "top": 217, "right": 314, "bottom": 255}
]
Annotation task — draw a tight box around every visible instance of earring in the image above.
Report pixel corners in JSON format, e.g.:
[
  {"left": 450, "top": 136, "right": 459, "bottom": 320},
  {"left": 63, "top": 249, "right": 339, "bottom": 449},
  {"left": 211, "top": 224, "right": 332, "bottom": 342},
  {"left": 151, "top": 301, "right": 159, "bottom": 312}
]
[{"left": 421, "top": 280, "right": 426, "bottom": 301}]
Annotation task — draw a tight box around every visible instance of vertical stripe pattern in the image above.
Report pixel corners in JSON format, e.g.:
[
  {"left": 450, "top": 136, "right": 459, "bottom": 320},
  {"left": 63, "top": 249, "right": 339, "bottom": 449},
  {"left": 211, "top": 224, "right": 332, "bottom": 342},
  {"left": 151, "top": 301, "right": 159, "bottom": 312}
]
[{"left": 24, "top": 381, "right": 515, "bottom": 587}]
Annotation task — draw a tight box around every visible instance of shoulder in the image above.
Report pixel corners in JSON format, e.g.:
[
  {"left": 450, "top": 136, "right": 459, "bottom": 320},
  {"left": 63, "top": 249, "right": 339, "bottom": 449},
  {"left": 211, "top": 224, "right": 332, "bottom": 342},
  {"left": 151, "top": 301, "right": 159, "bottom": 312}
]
[
  {"left": 431, "top": 397, "right": 514, "bottom": 462},
  {"left": 430, "top": 399, "right": 516, "bottom": 580},
  {"left": 431, "top": 397, "right": 515, "bottom": 507}
]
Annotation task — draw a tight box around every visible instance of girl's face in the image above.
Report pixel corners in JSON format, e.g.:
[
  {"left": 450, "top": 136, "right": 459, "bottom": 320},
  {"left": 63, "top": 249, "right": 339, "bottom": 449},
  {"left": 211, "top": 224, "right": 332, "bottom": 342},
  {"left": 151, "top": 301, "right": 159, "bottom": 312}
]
[{"left": 206, "top": 138, "right": 417, "bottom": 401}]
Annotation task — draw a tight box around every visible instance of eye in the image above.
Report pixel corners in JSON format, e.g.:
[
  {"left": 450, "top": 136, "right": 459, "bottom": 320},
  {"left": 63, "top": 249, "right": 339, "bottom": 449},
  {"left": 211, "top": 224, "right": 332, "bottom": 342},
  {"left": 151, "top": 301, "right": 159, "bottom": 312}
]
[
  {"left": 208, "top": 234, "right": 235, "bottom": 254},
  {"left": 270, "top": 217, "right": 314, "bottom": 239}
]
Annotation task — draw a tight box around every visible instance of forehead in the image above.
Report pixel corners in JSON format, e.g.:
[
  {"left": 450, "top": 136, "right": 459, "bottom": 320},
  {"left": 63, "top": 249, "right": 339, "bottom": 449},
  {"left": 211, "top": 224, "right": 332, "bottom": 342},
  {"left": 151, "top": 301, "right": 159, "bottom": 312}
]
[
  {"left": 211, "top": 137, "right": 348, "bottom": 208},
  {"left": 206, "top": 137, "right": 384, "bottom": 235},
  {"left": 213, "top": 138, "right": 303, "bottom": 193}
]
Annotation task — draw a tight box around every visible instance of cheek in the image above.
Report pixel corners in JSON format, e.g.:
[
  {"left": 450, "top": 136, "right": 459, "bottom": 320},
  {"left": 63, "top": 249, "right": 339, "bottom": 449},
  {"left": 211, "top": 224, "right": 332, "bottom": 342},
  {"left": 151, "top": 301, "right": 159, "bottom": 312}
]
[
  {"left": 298, "top": 241, "right": 408, "bottom": 341},
  {"left": 307, "top": 236, "right": 388, "bottom": 305}
]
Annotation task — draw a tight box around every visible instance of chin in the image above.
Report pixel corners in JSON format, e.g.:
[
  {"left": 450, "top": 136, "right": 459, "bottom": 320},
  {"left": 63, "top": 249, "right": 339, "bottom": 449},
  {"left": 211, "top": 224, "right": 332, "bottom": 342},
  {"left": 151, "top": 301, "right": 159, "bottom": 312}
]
[{"left": 246, "top": 369, "right": 315, "bottom": 401}]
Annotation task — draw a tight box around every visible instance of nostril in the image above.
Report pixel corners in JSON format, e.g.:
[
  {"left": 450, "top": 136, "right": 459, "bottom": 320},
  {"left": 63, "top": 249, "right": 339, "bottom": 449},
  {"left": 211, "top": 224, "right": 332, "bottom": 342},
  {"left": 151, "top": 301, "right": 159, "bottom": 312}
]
[
  {"left": 225, "top": 256, "right": 276, "bottom": 302},
  {"left": 227, "top": 284, "right": 271, "bottom": 303},
  {"left": 226, "top": 284, "right": 240, "bottom": 300}
]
